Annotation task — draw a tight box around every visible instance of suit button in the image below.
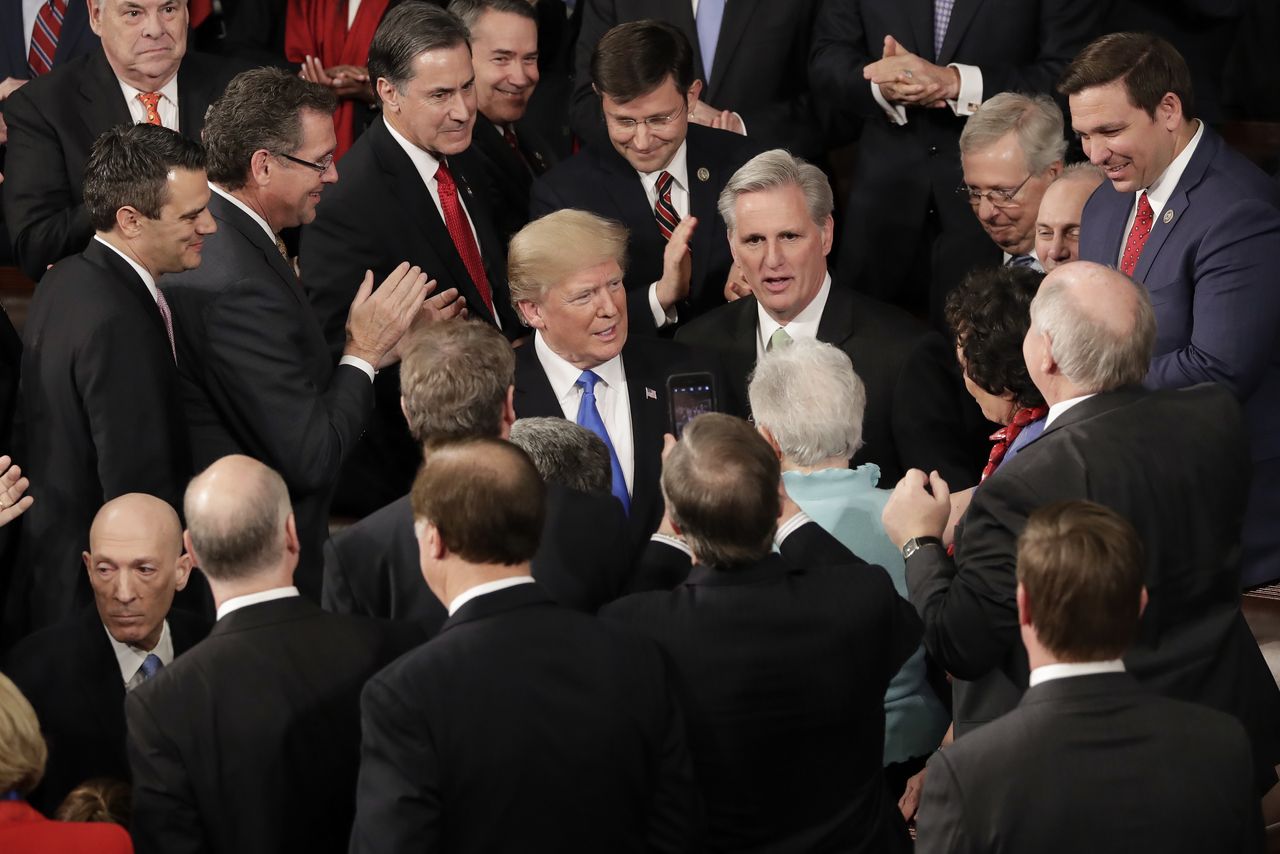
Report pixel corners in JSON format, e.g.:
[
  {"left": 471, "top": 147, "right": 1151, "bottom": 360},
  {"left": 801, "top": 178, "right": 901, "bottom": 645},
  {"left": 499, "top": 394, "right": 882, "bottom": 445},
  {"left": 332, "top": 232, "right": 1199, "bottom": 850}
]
[{"left": 928, "top": 145, "right": 938, "bottom": 156}]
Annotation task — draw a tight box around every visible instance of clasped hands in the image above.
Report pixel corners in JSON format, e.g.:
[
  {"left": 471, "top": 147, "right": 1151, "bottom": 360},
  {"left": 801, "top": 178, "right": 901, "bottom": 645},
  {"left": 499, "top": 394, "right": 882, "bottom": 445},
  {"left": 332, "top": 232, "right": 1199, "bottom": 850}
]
[
  {"left": 299, "top": 55, "right": 375, "bottom": 104},
  {"left": 864, "top": 36, "right": 959, "bottom": 108},
  {"left": 882, "top": 468, "right": 952, "bottom": 550}
]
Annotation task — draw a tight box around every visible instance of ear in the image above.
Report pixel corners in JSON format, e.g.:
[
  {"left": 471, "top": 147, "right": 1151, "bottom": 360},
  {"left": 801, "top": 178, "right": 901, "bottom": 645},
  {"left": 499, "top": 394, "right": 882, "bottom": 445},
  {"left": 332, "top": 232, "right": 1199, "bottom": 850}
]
[
  {"left": 182, "top": 530, "right": 199, "bottom": 569},
  {"left": 1016, "top": 582, "right": 1032, "bottom": 628},
  {"left": 1157, "top": 91, "right": 1183, "bottom": 130},
  {"left": 377, "top": 77, "right": 400, "bottom": 112},
  {"left": 687, "top": 79, "right": 704, "bottom": 106},
  {"left": 88, "top": 0, "right": 103, "bottom": 35},
  {"left": 249, "top": 149, "right": 275, "bottom": 188},
  {"left": 1038, "top": 330, "right": 1058, "bottom": 376},
  {"left": 82, "top": 550, "right": 93, "bottom": 578},
  {"left": 1138, "top": 585, "right": 1149, "bottom": 619},
  {"left": 819, "top": 213, "right": 835, "bottom": 258},
  {"left": 284, "top": 513, "right": 300, "bottom": 555},
  {"left": 173, "top": 552, "right": 192, "bottom": 592},
  {"left": 756, "top": 424, "right": 783, "bottom": 461},
  {"left": 517, "top": 299, "right": 545, "bottom": 330},
  {"left": 115, "top": 205, "right": 144, "bottom": 239},
  {"left": 500, "top": 386, "right": 516, "bottom": 439},
  {"left": 1046, "top": 160, "right": 1063, "bottom": 181}
]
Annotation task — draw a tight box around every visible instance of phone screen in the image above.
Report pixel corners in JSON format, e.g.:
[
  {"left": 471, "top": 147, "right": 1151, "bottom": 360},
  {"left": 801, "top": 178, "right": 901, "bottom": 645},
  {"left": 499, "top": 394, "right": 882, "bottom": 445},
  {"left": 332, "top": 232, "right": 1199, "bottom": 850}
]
[{"left": 668, "top": 373, "right": 717, "bottom": 438}]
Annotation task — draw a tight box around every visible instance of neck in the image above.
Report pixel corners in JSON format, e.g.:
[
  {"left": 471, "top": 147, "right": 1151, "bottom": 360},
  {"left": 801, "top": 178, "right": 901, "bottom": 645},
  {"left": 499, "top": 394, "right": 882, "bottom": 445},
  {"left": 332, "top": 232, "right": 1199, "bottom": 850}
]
[
  {"left": 442, "top": 562, "right": 532, "bottom": 611},
  {"left": 108, "top": 59, "right": 179, "bottom": 96},
  {"left": 782, "top": 456, "right": 848, "bottom": 473},
  {"left": 1168, "top": 118, "right": 1199, "bottom": 166},
  {"left": 208, "top": 566, "right": 295, "bottom": 612},
  {"left": 98, "top": 231, "right": 160, "bottom": 280},
  {"left": 219, "top": 184, "right": 283, "bottom": 235}
]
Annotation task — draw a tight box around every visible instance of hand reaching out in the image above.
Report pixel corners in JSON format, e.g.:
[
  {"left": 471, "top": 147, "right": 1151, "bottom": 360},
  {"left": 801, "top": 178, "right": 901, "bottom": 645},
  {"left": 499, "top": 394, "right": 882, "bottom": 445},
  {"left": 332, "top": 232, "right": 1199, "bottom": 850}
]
[{"left": 0, "top": 455, "right": 34, "bottom": 528}]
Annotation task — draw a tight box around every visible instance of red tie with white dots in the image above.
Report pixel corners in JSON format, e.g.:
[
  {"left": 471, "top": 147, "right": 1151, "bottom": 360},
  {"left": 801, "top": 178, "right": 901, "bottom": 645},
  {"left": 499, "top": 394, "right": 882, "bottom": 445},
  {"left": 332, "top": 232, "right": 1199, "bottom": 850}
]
[{"left": 1120, "top": 192, "right": 1154, "bottom": 277}]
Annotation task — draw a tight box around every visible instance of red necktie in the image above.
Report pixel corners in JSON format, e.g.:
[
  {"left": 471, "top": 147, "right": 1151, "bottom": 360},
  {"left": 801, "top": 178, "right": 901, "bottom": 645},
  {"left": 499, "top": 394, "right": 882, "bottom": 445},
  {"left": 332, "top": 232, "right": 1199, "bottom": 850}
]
[
  {"left": 27, "top": 0, "right": 66, "bottom": 77},
  {"left": 137, "top": 92, "right": 163, "bottom": 126},
  {"left": 654, "top": 171, "right": 680, "bottom": 240},
  {"left": 1120, "top": 192, "right": 1154, "bottom": 277},
  {"left": 435, "top": 162, "right": 495, "bottom": 316},
  {"left": 503, "top": 125, "right": 533, "bottom": 174}
]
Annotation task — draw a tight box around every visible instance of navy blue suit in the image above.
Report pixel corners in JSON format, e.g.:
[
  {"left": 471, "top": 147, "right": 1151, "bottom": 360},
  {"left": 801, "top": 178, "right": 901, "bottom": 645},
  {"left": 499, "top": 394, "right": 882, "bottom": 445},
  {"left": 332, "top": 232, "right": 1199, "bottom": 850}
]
[{"left": 1078, "top": 124, "right": 1280, "bottom": 587}]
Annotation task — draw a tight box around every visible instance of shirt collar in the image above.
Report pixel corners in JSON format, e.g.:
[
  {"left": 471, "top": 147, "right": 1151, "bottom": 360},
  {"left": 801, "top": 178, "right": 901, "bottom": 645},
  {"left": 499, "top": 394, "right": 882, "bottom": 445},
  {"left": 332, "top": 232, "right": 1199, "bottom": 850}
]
[
  {"left": 1029, "top": 659, "right": 1126, "bottom": 687},
  {"left": 447, "top": 576, "right": 536, "bottom": 616},
  {"left": 1044, "top": 392, "right": 1097, "bottom": 428},
  {"left": 383, "top": 116, "right": 443, "bottom": 184},
  {"left": 104, "top": 618, "right": 173, "bottom": 686},
  {"left": 216, "top": 586, "right": 300, "bottom": 621},
  {"left": 92, "top": 235, "right": 159, "bottom": 302},
  {"left": 1142, "top": 119, "right": 1204, "bottom": 216},
  {"left": 210, "top": 183, "right": 277, "bottom": 244},
  {"left": 117, "top": 73, "right": 179, "bottom": 110},
  {"left": 757, "top": 271, "right": 832, "bottom": 351},
  {"left": 533, "top": 331, "right": 626, "bottom": 408},
  {"left": 638, "top": 140, "right": 689, "bottom": 194}
]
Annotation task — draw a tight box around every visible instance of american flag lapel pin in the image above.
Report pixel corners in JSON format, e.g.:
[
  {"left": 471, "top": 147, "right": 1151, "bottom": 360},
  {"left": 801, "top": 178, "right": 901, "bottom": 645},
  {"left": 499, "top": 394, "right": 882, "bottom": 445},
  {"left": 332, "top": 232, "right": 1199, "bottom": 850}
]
[{"left": 645, "top": 387, "right": 657, "bottom": 400}]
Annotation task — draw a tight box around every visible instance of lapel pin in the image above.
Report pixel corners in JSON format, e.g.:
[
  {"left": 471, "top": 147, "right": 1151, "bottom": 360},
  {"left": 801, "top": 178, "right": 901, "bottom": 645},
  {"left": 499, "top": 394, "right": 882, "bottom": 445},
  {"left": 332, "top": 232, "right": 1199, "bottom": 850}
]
[
  {"left": 1162, "top": 209, "right": 1174, "bottom": 224},
  {"left": 533, "top": 152, "right": 545, "bottom": 166},
  {"left": 645, "top": 387, "right": 657, "bottom": 400},
  {"left": 696, "top": 167, "right": 710, "bottom": 182}
]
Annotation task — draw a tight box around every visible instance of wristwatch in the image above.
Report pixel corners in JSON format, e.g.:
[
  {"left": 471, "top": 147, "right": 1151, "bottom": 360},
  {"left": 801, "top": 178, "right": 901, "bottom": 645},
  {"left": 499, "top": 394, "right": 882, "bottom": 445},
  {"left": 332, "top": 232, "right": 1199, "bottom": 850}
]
[{"left": 901, "top": 536, "right": 943, "bottom": 560}]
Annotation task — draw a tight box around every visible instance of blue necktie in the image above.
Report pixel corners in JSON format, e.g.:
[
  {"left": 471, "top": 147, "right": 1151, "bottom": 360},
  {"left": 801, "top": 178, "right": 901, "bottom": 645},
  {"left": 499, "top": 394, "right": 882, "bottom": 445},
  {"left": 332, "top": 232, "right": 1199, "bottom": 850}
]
[
  {"left": 139, "top": 653, "right": 163, "bottom": 681},
  {"left": 575, "top": 370, "right": 629, "bottom": 515},
  {"left": 1000, "top": 417, "right": 1047, "bottom": 470},
  {"left": 1008, "top": 253, "right": 1039, "bottom": 270},
  {"left": 696, "top": 0, "right": 726, "bottom": 84}
]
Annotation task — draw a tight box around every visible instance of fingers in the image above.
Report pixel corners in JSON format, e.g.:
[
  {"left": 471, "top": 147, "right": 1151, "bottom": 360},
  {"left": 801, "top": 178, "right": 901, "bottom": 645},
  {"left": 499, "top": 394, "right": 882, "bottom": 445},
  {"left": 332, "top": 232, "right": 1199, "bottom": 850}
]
[
  {"left": 426, "top": 287, "right": 464, "bottom": 321},
  {"left": 0, "top": 494, "right": 34, "bottom": 528},
  {"left": 670, "top": 214, "right": 698, "bottom": 251},
  {"left": 352, "top": 269, "right": 375, "bottom": 306},
  {"left": 928, "top": 469, "right": 952, "bottom": 503}
]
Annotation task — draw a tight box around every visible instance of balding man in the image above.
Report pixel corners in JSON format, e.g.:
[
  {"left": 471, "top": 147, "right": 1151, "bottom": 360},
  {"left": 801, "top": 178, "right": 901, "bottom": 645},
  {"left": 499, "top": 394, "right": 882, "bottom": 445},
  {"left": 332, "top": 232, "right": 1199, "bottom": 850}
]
[
  {"left": 4, "top": 494, "right": 209, "bottom": 815},
  {"left": 882, "top": 261, "right": 1280, "bottom": 796},
  {"left": 1034, "top": 163, "right": 1104, "bottom": 271},
  {"left": 126, "top": 456, "right": 419, "bottom": 854}
]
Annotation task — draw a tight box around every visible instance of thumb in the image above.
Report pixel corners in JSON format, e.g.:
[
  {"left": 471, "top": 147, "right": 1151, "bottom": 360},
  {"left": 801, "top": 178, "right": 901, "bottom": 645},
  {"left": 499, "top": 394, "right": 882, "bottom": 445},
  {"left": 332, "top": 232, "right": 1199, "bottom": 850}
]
[
  {"left": 929, "top": 470, "right": 952, "bottom": 503},
  {"left": 883, "top": 35, "right": 899, "bottom": 58}
]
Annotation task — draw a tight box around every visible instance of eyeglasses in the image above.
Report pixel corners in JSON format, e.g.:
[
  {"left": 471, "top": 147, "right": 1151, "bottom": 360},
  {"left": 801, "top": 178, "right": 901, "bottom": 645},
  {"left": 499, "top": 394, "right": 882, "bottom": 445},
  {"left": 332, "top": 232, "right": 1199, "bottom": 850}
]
[
  {"left": 604, "top": 99, "right": 688, "bottom": 135},
  {"left": 277, "top": 152, "right": 335, "bottom": 173},
  {"left": 957, "top": 173, "right": 1033, "bottom": 209}
]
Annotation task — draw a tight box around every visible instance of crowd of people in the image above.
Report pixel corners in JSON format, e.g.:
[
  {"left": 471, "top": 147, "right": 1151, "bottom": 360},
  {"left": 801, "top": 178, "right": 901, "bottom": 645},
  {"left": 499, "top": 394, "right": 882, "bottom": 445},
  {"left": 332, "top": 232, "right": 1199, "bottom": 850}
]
[{"left": 0, "top": 0, "right": 1279, "bottom": 851}]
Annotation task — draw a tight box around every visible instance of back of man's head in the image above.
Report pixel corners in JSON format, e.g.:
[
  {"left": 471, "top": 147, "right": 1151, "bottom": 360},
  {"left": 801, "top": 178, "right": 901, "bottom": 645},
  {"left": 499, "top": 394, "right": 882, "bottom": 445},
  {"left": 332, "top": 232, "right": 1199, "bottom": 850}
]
[
  {"left": 662, "top": 413, "right": 780, "bottom": 567},
  {"left": 184, "top": 455, "right": 293, "bottom": 583},
  {"left": 509, "top": 417, "right": 612, "bottom": 495},
  {"left": 748, "top": 339, "right": 866, "bottom": 466},
  {"left": 591, "top": 19, "right": 695, "bottom": 102},
  {"left": 1017, "top": 500, "right": 1145, "bottom": 662},
  {"left": 84, "top": 124, "right": 206, "bottom": 233},
  {"left": 400, "top": 320, "right": 515, "bottom": 447}
]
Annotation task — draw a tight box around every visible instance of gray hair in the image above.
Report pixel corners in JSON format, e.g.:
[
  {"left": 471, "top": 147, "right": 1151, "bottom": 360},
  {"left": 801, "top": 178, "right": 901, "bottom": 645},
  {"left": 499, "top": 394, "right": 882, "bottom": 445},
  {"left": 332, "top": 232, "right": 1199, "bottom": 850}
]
[
  {"left": 1029, "top": 272, "right": 1156, "bottom": 392},
  {"left": 748, "top": 340, "right": 866, "bottom": 465},
  {"left": 184, "top": 460, "right": 292, "bottom": 582},
  {"left": 718, "top": 149, "right": 833, "bottom": 234},
  {"left": 509, "top": 418, "right": 612, "bottom": 495},
  {"left": 1055, "top": 160, "right": 1107, "bottom": 187},
  {"left": 447, "top": 0, "right": 536, "bottom": 31},
  {"left": 369, "top": 3, "right": 471, "bottom": 96},
  {"left": 959, "top": 92, "right": 1068, "bottom": 174}
]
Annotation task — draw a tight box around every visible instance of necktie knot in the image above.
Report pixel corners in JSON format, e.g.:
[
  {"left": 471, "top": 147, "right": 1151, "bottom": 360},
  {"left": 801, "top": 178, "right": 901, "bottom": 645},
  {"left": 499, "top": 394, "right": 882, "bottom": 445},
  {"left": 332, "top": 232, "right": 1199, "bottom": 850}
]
[
  {"left": 576, "top": 370, "right": 602, "bottom": 396},
  {"left": 1008, "top": 253, "right": 1038, "bottom": 269},
  {"left": 137, "top": 91, "right": 163, "bottom": 126},
  {"left": 768, "top": 327, "right": 793, "bottom": 351},
  {"left": 139, "top": 653, "right": 163, "bottom": 681},
  {"left": 653, "top": 172, "right": 681, "bottom": 240}
]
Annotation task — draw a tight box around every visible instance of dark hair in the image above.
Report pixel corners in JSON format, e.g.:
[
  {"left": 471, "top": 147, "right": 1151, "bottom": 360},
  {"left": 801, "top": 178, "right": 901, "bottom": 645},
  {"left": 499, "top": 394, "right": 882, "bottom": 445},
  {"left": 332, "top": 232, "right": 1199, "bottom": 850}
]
[
  {"left": 369, "top": 3, "right": 471, "bottom": 98},
  {"left": 203, "top": 67, "right": 336, "bottom": 191},
  {"left": 83, "top": 124, "right": 206, "bottom": 232},
  {"left": 447, "top": 0, "right": 536, "bottom": 31},
  {"left": 1017, "top": 500, "right": 1146, "bottom": 661},
  {"left": 509, "top": 417, "right": 612, "bottom": 495},
  {"left": 400, "top": 320, "right": 515, "bottom": 446},
  {"left": 55, "top": 778, "right": 132, "bottom": 827},
  {"left": 945, "top": 265, "right": 1045, "bottom": 408},
  {"left": 591, "top": 19, "right": 695, "bottom": 102},
  {"left": 1058, "top": 32, "right": 1196, "bottom": 121},
  {"left": 661, "top": 413, "right": 779, "bottom": 567},
  {"left": 411, "top": 438, "right": 545, "bottom": 565}
]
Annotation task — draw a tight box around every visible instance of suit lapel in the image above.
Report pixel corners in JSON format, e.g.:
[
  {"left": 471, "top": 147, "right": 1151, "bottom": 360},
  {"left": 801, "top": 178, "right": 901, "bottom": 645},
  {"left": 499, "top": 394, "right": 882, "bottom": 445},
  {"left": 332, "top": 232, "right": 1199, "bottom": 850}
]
[
  {"left": 686, "top": 135, "right": 720, "bottom": 305},
  {"left": 706, "top": 0, "right": 761, "bottom": 100},
  {"left": 815, "top": 280, "right": 858, "bottom": 348},
  {"left": 907, "top": 0, "right": 936, "bottom": 60},
  {"left": 79, "top": 612, "right": 127, "bottom": 740},
  {"left": 621, "top": 341, "right": 665, "bottom": 528},
  {"left": 1132, "top": 126, "right": 1219, "bottom": 284},
  {"left": 720, "top": 297, "right": 762, "bottom": 410},
  {"left": 513, "top": 343, "right": 563, "bottom": 418},
  {"left": 79, "top": 51, "right": 132, "bottom": 142},
  {"left": 662, "top": 0, "right": 702, "bottom": 79},
  {"left": 208, "top": 192, "right": 307, "bottom": 307},
  {"left": 81, "top": 239, "right": 170, "bottom": 342},
  {"left": 938, "top": 0, "right": 987, "bottom": 65},
  {"left": 597, "top": 146, "right": 668, "bottom": 290}
]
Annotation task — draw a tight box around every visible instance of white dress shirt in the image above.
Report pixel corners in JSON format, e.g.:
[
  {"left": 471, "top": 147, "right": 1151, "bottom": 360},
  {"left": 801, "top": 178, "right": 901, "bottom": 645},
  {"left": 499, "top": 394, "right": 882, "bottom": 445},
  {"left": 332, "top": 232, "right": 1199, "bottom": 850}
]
[
  {"left": 1117, "top": 119, "right": 1204, "bottom": 266},
  {"left": 216, "top": 585, "right": 301, "bottom": 621},
  {"left": 755, "top": 272, "right": 832, "bottom": 361},
  {"left": 22, "top": 0, "right": 45, "bottom": 57},
  {"left": 534, "top": 332, "right": 635, "bottom": 495},
  {"left": 635, "top": 141, "right": 691, "bottom": 329},
  {"left": 210, "top": 184, "right": 376, "bottom": 381},
  {"left": 447, "top": 575, "right": 536, "bottom": 616},
  {"left": 347, "top": 0, "right": 362, "bottom": 28},
  {"left": 119, "top": 74, "right": 180, "bottom": 130},
  {"left": 651, "top": 509, "right": 815, "bottom": 559},
  {"left": 93, "top": 235, "right": 161, "bottom": 304},
  {"left": 1029, "top": 659, "right": 1125, "bottom": 688},
  {"left": 1043, "top": 392, "right": 1097, "bottom": 429},
  {"left": 106, "top": 619, "right": 174, "bottom": 692}
]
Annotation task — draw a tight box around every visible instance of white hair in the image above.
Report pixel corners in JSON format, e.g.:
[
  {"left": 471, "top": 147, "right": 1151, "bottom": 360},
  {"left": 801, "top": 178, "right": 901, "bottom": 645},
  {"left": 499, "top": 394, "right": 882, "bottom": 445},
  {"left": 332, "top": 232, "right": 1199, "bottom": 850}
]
[{"left": 748, "top": 339, "right": 865, "bottom": 465}]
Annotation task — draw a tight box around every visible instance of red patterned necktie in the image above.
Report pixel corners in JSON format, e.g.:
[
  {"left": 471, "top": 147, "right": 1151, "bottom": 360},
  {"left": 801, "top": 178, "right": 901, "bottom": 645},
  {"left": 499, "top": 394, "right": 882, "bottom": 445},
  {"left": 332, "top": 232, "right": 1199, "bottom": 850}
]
[
  {"left": 27, "top": 0, "right": 66, "bottom": 77},
  {"left": 654, "top": 170, "right": 680, "bottom": 240},
  {"left": 1120, "top": 192, "right": 1154, "bottom": 277},
  {"left": 435, "top": 161, "right": 495, "bottom": 316},
  {"left": 980, "top": 405, "right": 1048, "bottom": 482},
  {"left": 137, "top": 92, "right": 163, "bottom": 126}
]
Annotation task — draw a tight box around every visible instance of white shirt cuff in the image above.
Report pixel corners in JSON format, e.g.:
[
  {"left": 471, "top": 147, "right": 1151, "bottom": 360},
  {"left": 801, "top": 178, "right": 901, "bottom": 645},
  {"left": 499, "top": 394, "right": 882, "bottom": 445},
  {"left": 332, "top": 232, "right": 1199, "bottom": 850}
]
[
  {"left": 338, "top": 355, "right": 376, "bottom": 382},
  {"left": 649, "top": 532, "right": 693, "bottom": 559},
  {"left": 871, "top": 81, "right": 908, "bottom": 126},
  {"left": 946, "top": 63, "right": 983, "bottom": 116},
  {"left": 648, "top": 282, "right": 678, "bottom": 328},
  {"left": 732, "top": 111, "right": 747, "bottom": 136},
  {"left": 774, "top": 510, "right": 813, "bottom": 547}
]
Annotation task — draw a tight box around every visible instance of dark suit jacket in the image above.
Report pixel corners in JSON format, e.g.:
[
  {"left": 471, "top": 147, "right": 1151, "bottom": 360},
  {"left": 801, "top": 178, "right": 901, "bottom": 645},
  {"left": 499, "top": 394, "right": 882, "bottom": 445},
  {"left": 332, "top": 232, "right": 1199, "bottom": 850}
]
[
  {"left": 906, "top": 385, "right": 1280, "bottom": 794},
  {"left": 0, "top": 0, "right": 97, "bottom": 81},
  {"left": 299, "top": 117, "right": 521, "bottom": 512},
  {"left": 3, "top": 608, "right": 209, "bottom": 816},
  {"left": 916, "top": 673, "right": 1263, "bottom": 854},
  {"left": 531, "top": 124, "right": 764, "bottom": 327},
  {"left": 126, "top": 596, "right": 419, "bottom": 854},
  {"left": 2, "top": 49, "right": 238, "bottom": 280},
  {"left": 513, "top": 334, "right": 732, "bottom": 548},
  {"left": 571, "top": 0, "right": 826, "bottom": 160},
  {"left": 470, "top": 112, "right": 557, "bottom": 243},
  {"left": 601, "top": 538, "right": 922, "bottom": 853},
  {"left": 13, "top": 239, "right": 189, "bottom": 633},
  {"left": 1078, "top": 125, "right": 1280, "bottom": 586},
  {"left": 676, "top": 287, "right": 987, "bottom": 487},
  {"left": 809, "top": 0, "right": 1104, "bottom": 325},
  {"left": 351, "top": 582, "right": 698, "bottom": 854},
  {"left": 323, "top": 483, "right": 631, "bottom": 627},
  {"left": 162, "top": 192, "right": 375, "bottom": 601}
]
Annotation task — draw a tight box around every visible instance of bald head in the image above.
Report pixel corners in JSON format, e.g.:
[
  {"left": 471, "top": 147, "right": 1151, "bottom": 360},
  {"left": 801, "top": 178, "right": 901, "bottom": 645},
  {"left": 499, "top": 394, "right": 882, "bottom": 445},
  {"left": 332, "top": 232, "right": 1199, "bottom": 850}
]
[
  {"left": 1035, "top": 164, "right": 1105, "bottom": 271},
  {"left": 184, "top": 455, "right": 293, "bottom": 583}
]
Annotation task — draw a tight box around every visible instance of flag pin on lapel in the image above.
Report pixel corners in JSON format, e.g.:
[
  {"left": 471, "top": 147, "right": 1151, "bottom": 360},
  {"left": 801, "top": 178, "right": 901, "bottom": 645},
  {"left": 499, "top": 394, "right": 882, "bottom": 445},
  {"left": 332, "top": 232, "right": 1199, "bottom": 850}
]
[
  {"left": 697, "top": 167, "right": 710, "bottom": 182},
  {"left": 646, "top": 387, "right": 658, "bottom": 400},
  {"left": 1162, "top": 209, "right": 1174, "bottom": 224}
]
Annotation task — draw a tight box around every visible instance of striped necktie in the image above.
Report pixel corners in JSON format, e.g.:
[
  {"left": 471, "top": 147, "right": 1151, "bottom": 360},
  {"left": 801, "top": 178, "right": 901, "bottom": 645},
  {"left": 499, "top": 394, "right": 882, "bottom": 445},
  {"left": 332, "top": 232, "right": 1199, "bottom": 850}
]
[
  {"left": 27, "top": 0, "right": 67, "bottom": 77},
  {"left": 654, "top": 171, "right": 680, "bottom": 240}
]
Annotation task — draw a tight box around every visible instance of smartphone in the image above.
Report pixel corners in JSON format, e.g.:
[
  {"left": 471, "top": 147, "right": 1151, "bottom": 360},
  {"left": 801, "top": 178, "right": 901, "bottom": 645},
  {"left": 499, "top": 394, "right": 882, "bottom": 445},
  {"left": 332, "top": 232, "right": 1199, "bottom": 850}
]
[{"left": 667, "top": 372, "right": 717, "bottom": 438}]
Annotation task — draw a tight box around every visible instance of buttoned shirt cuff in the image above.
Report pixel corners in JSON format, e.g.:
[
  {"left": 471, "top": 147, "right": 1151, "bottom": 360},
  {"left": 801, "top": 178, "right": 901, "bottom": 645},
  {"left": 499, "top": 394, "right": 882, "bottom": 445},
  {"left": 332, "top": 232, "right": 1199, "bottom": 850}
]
[
  {"left": 338, "top": 355, "right": 376, "bottom": 382},
  {"left": 946, "top": 63, "right": 983, "bottom": 116},
  {"left": 650, "top": 533, "right": 693, "bottom": 559},
  {"left": 774, "top": 510, "right": 814, "bottom": 547},
  {"left": 648, "top": 282, "right": 678, "bottom": 328},
  {"left": 871, "top": 81, "right": 909, "bottom": 126}
]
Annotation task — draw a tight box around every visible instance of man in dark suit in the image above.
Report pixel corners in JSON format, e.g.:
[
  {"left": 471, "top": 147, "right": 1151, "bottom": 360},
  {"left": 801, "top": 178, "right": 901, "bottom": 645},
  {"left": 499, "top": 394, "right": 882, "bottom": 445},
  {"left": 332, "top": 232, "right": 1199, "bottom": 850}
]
[
  {"left": 602, "top": 413, "right": 921, "bottom": 853},
  {"left": 448, "top": 0, "right": 558, "bottom": 243},
  {"left": 351, "top": 437, "right": 697, "bottom": 853},
  {"left": 678, "top": 149, "right": 986, "bottom": 488},
  {"left": 809, "top": 0, "right": 1105, "bottom": 328},
  {"left": 883, "top": 261, "right": 1280, "bottom": 796},
  {"left": 916, "top": 500, "right": 1262, "bottom": 853},
  {"left": 508, "top": 209, "right": 733, "bottom": 549},
  {"left": 14, "top": 124, "right": 210, "bottom": 634},
  {"left": 301, "top": 3, "right": 520, "bottom": 513},
  {"left": 127, "top": 455, "right": 419, "bottom": 854},
  {"left": 572, "top": 0, "right": 826, "bottom": 160},
  {"left": 4, "top": 494, "right": 209, "bottom": 816},
  {"left": 534, "top": 20, "right": 762, "bottom": 327},
  {"left": 1066, "top": 33, "right": 1280, "bottom": 588},
  {"left": 322, "top": 320, "right": 632, "bottom": 627},
  {"left": 0, "top": 0, "right": 97, "bottom": 85},
  {"left": 2, "top": 0, "right": 239, "bottom": 280},
  {"left": 162, "top": 68, "right": 437, "bottom": 602}
]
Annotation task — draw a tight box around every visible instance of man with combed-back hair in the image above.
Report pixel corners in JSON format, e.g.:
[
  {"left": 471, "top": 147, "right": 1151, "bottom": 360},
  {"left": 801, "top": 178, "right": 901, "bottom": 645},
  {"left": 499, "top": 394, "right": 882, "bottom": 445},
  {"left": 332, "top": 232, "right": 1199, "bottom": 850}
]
[
  {"left": 125, "top": 455, "right": 419, "bottom": 854},
  {"left": 604, "top": 412, "right": 923, "bottom": 853},
  {"left": 13, "top": 123, "right": 211, "bottom": 635},
  {"left": 352, "top": 437, "right": 698, "bottom": 854},
  {"left": 883, "top": 260, "right": 1280, "bottom": 798},
  {"left": 509, "top": 417, "right": 612, "bottom": 495}
]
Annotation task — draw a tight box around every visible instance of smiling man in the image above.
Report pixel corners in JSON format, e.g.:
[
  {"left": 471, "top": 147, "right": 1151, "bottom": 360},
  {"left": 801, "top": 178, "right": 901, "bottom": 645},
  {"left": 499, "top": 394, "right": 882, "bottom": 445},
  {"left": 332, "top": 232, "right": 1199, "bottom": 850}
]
[
  {"left": 2, "top": 0, "right": 239, "bottom": 280},
  {"left": 1034, "top": 163, "right": 1105, "bottom": 271},
  {"left": 1065, "top": 32, "right": 1280, "bottom": 588}
]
